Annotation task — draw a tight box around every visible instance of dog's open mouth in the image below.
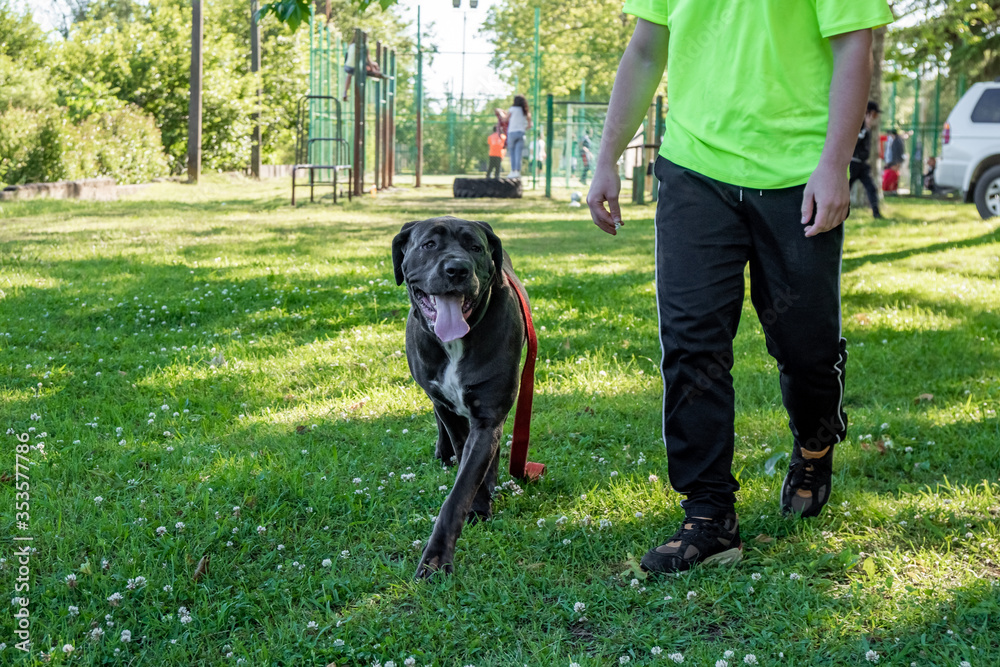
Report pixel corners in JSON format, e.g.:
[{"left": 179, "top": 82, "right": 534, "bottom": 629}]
[{"left": 413, "top": 288, "right": 475, "bottom": 342}]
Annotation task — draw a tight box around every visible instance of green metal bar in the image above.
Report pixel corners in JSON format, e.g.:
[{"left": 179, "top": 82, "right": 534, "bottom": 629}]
[
  {"left": 531, "top": 6, "right": 540, "bottom": 190},
  {"left": 545, "top": 94, "right": 553, "bottom": 197},
  {"left": 580, "top": 79, "right": 585, "bottom": 104},
  {"left": 308, "top": 7, "right": 315, "bottom": 166},
  {"left": 933, "top": 69, "right": 941, "bottom": 157},
  {"left": 910, "top": 71, "right": 921, "bottom": 196},
  {"left": 416, "top": 6, "right": 423, "bottom": 187},
  {"left": 447, "top": 91, "right": 455, "bottom": 173},
  {"left": 890, "top": 80, "right": 896, "bottom": 129}
]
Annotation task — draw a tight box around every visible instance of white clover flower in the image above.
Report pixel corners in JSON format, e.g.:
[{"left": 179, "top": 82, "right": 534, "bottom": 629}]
[
  {"left": 751, "top": 572, "right": 761, "bottom": 581},
  {"left": 107, "top": 592, "right": 123, "bottom": 606},
  {"left": 619, "top": 657, "right": 631, "bottom": 665},
  {"left": 322, "top": 559, "right": 332, "bottom": 567},
  {"left": 157, "top": 526, "right": 167, "bottom": 536},
  {"left": 175, "top": 522, "right": 185, "bottom": 532},
  {"left": 630, "top": 578, "right": 640, "bottom": 588},
  {"left": 341, "top": 550, "right": 350, "bottom": 559},
  {"left": 574, "top": 602, "right": 586, "bottom": 613},
  {"left": 562, "top": 539, "right": 572, "bottom": 545},
  {"left": 63, "top": 644, "right": 75, "bottom": 654},
  {"left": 95, "top": 496, "right": 104, "bottom": 505},
  {"left": 789, "top": 573, "right": 801, "bottom": 580},
  {"left": 90, "top": 627, "right": 105, "bottom": 641},
  {"left": 333, "top": 639, "right": 345, "bottom": 647},
  {"left": 724, "top": 651, "right": 735, "bottom": 659},
  {"left": 68, "top": 605, "right": 79, "bottom": 616},
  {"left": 668, "top": 653, "right": 684, "bottom": 663},
  {"left": 257, "top": 525, "right": 266, "bottom": 534},
  {"left": 537, "top": 518, "right": 546, "bottom": 527},
  {"left": 865, "top": 650, "right": 879, "bottom": 663},
  {"left": 687, "top": 591, "right": 697, "bottom": 600},
  {"left": 650, "top": 647, "right": 663, "bottom": 656},
  {"left": 307, "top": 621, "right": 318, "bottom": 630},
  {"left": 716, "top": 661, "right": 728, "bottom": 667},
  {"left": 405, "top": 658, "right": 416, "bottom": 667},
  {"left": 744, "top": 655, "right": 757, "bottom": 665},
  {"left": 120, "top": 630, "right": 131, "bottom": 643}
]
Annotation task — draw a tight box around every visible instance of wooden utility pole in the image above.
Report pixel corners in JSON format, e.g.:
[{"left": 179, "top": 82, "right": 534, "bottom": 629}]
[
  {"left": 250, "top": 0, "right": 262, "bottom": 179},
  {"left": 187, "top": 0, "right": 203, "bottom": 183}
]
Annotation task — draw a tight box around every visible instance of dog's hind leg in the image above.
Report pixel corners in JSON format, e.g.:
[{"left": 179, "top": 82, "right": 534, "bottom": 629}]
[
  {"left": 433, "top": 406, "right": 460, "bottom": 465},
  {"left": 467, "top": 446, "right": 499, "bottom": 524}
]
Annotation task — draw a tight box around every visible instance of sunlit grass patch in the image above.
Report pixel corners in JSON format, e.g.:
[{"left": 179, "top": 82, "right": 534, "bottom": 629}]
[{"left": 0, "top": 179, "right": 997, "bottom": 665}]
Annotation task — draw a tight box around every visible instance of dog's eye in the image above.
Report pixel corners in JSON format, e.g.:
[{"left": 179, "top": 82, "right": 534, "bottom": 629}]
[
  {"left": 421, "top": 240, "right": 436, "bottom": 250},
  {"left": 470, "top": 245, "right": 483, "bottom": 253}
]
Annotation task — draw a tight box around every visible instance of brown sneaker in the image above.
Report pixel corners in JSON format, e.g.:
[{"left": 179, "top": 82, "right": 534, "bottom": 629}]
[
  {"left": 640, "top": 513, "right": 743, "bottom": 574},
  {"left": 781, "top": 444, "right": 833, "bottom": 517}
]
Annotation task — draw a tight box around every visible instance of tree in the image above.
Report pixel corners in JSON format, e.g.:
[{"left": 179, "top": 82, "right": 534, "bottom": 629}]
[
  {"left": 482, "top": 0, "right": 640, "bottom": 100},
  {"left": 886, "top": 1, "right": 999, "bottom": 81},
  {"left": 257, "top": 0, "right": 398, "bottom": 32}
]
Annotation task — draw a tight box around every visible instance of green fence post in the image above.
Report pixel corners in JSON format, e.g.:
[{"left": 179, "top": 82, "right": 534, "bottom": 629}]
[
  {"left": 933, "top": 69, "right": 941, "bottom": 157},
  {"left": 545, "top": 94, "right": 553, "bottom": 198},
  {"left": 447, "top": 91, "right": 455, "bottom": 174},
  {"left": 910, "top": 70, "right": 921, "bottom": 196},
  {"left": 652, "top": 95, "right": 663, "bottom": 203},
  {"left": 890, "top": 80, "right": 896, "bottom": 129}
]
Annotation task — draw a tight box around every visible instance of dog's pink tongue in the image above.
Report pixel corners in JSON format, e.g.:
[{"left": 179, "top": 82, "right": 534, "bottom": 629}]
[{"left": 433, "top": 294, "right": 469, "bottom": 342}]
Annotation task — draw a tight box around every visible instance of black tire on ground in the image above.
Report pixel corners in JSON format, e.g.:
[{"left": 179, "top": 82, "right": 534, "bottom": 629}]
[
  {"left": 453, "top": 178, "right": 523, "bottom": 199},
  {"left": 973, "top": 164, "right": 1000, "bottom": 219}
]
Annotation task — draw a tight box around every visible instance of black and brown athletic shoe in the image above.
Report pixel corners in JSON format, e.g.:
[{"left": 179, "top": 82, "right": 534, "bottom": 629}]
[
  {"left": 640, "top": 513, "right": 743, "bottom": 574},
  {"left": 780, "top": 444, "right": 834, "bottom": 517}
]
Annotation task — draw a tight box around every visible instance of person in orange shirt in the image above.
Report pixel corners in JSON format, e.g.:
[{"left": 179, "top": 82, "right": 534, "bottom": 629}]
[{"left": 486, "top": 125, "right": 505, "bottom": 179}]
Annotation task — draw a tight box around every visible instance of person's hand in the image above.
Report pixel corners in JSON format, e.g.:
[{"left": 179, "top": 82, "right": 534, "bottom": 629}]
[
  {"left": 587, "top": 163, "right": 623, "bottom": 235},
  {"left": 801, "top": 160, "right": 850, "bottom": 237}
]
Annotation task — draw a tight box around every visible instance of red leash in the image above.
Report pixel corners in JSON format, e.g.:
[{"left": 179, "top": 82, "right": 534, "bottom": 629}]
[{"left": 504, "top": 270, "right": 545, "bottom": 482}]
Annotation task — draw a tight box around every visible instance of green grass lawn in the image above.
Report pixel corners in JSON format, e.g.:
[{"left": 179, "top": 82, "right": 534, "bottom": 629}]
[{"left": 1, "top": 175, "right": 998, "bottom": 666}]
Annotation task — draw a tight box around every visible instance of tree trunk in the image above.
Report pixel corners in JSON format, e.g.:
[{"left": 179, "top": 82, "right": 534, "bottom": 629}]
[{"left": 853, "top": 25, "right": 887, "bottom": 207}]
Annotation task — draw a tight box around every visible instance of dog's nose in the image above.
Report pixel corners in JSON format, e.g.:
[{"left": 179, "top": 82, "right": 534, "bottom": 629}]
[{"left": 443, "top": 260, "right": 471, "bottom": 282}]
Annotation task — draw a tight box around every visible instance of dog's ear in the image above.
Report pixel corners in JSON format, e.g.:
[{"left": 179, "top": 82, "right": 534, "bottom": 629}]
[
  {"left": 392, "top": 221, "right": 421, "bottom": 286},
  {"left": 472, "top": 220, "right": 505, "bottom": 278}
]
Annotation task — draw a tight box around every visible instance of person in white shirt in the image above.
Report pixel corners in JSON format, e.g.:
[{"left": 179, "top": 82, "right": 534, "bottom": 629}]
[{"left": 505, "top": 95, "right": 531, "bottom": 178}]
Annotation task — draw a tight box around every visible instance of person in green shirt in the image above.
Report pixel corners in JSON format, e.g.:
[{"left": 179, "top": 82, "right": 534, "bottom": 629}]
[{"left": 587, "top": 0, "right": 894, "bottom": 574}]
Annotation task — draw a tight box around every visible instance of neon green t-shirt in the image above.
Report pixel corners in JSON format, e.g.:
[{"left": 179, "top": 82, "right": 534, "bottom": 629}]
[{"left": 622, "top": 0, "right": 894, "bottom": 188}]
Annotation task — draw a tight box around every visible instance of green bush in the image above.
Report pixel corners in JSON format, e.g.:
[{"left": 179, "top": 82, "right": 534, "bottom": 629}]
[
  {"left": 0, "top": 108, "right": 68, "bottom": 186},
  {"left": 66, "top": 105, "right": 170, "bottom": 184},
  {"left": 0, "top": 105, "right": 168, "bottom": 188}
]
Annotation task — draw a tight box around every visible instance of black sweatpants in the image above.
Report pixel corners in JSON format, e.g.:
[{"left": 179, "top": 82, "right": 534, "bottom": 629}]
[
  {"left": 849, "top": 161, "right": 880, "bottom": 215},
  {"left": 486, "top": 156, "right": 502, "bottom": 179},
  {"left": 653, "top": 157, "right": 848, "bottom": 519}
]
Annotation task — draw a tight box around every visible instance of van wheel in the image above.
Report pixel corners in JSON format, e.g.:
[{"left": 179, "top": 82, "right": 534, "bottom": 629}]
[{"left": 974, "top": 165, "right": 1000, "bottom": 219}]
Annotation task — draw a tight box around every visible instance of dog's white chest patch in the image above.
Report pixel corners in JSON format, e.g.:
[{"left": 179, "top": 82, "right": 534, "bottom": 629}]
[{"left": 432, "top": 340, "right": 469, "bottom": 418}]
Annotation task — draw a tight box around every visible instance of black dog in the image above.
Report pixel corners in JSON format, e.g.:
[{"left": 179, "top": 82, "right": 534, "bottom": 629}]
[{"left": 392, "top": 216, "right": 528, "bottom": 578}]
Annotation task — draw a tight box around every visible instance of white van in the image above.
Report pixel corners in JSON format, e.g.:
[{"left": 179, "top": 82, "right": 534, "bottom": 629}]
[{"left": 936, "top": 80, "right": 1000, "bottom": 219}]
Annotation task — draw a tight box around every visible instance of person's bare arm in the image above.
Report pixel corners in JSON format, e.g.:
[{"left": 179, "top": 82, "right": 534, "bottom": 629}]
[
  {"left": 587, "top": 19, "right": 669, "bottom": 235},
  {"left": 801, "top": 29, "right": 873, "bottom": 237}
]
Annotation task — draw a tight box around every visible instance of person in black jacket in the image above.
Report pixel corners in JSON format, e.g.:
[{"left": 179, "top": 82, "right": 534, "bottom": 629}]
[{"left": 850, "top": 101, "right": 883, "bottom": 218}]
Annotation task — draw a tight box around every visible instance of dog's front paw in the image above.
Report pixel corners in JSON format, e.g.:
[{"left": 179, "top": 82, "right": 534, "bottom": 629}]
[{"left": 415, "top": 545, "right": 454, "bottom": 579}]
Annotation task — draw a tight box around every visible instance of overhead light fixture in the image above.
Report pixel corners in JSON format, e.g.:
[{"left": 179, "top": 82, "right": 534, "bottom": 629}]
[
  {"left": 470, "top": 0, "right": 478, "bottom": 7},
  {"left": 453, "top": 0, "right": 460, "bottom": 6}
]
